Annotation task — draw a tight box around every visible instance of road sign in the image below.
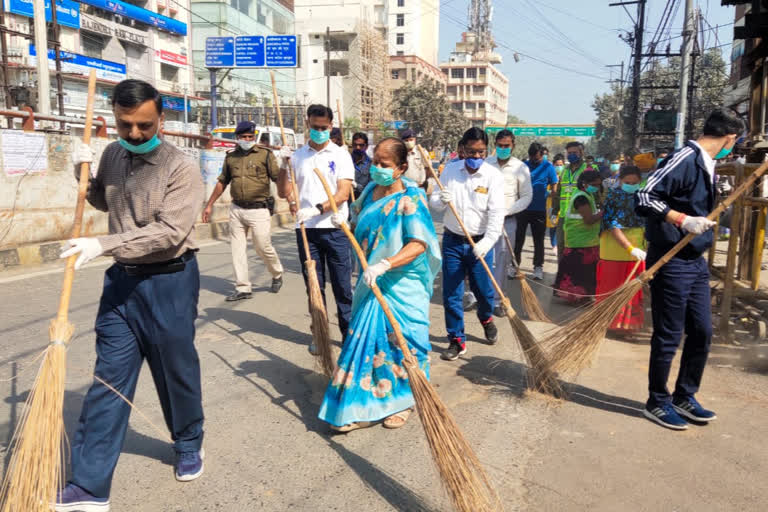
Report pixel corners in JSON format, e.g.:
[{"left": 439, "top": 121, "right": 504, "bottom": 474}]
[
  {"left": 265, "top": 35, "right": 298, "bottom": 67},
  {"left": 205, "top": 37, "right": 234, "bottom": 67},
  {"left": 235, "top": 35, "right": 265, "bottom": 67},
  {"left": 485, "top": 125, "right": 596, "bottom": 137},
  {"left": 384, "top": 120, "right": 408, "bottom": 130}
]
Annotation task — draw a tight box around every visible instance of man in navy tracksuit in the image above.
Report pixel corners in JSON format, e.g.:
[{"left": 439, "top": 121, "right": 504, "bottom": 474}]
[{"left": 635, "top": 108, "right": 745, "bottom": 430}]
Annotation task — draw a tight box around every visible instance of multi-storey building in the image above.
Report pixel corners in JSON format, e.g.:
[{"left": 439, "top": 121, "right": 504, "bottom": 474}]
[
  {"left": 4, "top": 0, "right": 195, "bottom": 125},
  {"left": 386, "top": 0, "right": 444, "bottom": 91}
]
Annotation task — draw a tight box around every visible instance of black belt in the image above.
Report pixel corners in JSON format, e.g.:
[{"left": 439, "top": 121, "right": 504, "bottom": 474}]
[
  {"left": 115, "top": 250, "right": 195, "bottom": 276},
  {"left": 233, "top": 199, "right": 268, "bottom": 209},
  {"left": 445, "top": 229, "right": 485, "bottom": 244}
]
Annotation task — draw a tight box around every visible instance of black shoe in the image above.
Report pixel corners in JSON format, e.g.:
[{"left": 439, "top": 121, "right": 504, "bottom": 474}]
[
  {"left": 493, "top": 305, "right": 505, "bottom": 318},
  {"left": 482, "top": 318, "right": 499, "bottom": 344},
  {"left": 271, "top": 276, "right": 283, "bottom": 293},
  {"left": 226, "top": 291, "right": 252, "bottom": 302},
  {"left": 441, "top": 339, "right": 467, "bottom": 361}
]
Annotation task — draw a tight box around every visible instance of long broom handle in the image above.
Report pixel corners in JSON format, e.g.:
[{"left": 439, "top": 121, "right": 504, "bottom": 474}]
[
  {"left": 641, "top": 160, "right": 768, "bottom": 280},
  {"left": 270, "top": 71, "right": 312, "bottom": 262},
  {"left": 313, "top": 168, "right": 418, "bottom": 367},
  {"left": 336, "top": 99, "right": 345, "bottom": 146},
  {"left": 57, "top": 69, "right": 97, "bottom": 323}
]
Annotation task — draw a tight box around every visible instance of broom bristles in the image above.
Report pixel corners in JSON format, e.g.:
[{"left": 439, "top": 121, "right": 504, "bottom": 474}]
[
  {"left": 403, "top": 359, "right": 502, "bottom": 512},
  {"left": 543, "top": 279, "right": 644, "bottom": 375},
  {"left": 306, "top": 260, "right": 335, "bottom": 377},
  {"left": 517, "top": 273, "right": 553, "bottom": 323}
]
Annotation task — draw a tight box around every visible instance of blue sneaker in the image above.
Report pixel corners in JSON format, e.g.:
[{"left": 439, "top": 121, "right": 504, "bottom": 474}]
[
  {"left": 673, "top": 396, "right": 717, "bottom": 422},
  {"left": 54, "top": 483, "right": 109, "bottom": 512},
  {"left": 175, "top": 448, "right": 205, "bottom": 482},
  {"left": 644, "top": 402, "right": 689, "bottom": 430}
]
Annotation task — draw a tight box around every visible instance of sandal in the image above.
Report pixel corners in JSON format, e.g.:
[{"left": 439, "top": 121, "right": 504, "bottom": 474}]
[
  {"left": 330, "top": 421, "right": 373, "bottom": 433},
  {"left": 383, "top": 408, "right": 413, "bottom": 429}
]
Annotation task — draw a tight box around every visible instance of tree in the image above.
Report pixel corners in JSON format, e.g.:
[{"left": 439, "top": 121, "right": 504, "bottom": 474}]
[{"left": 391, "top": 81, "right": 470, "bottom": 151}]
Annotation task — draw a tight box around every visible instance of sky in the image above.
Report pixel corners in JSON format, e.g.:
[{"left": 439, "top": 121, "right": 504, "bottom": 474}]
[{"left": 438, "top": 0, "right": 736, "bottom": 124}]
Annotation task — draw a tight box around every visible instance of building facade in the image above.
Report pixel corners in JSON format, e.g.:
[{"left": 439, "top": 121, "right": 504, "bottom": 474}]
[{"left": 4, "top": 0, "right": 195, "bottom": 127}]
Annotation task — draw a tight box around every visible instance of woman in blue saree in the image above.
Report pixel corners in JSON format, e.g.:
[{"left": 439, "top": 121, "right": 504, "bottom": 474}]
[{"left": 319, "top": 137, "right": 441, "bottom": 432}]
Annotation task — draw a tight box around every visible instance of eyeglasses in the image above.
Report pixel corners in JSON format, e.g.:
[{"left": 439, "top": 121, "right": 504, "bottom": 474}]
[{"left": 464, "top": 149, "right": 486, "bottom": 157}]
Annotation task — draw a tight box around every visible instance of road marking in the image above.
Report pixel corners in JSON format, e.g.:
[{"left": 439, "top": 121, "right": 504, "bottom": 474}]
[{"left": 0, "top": 240, "right": 223, "bottom": 284}]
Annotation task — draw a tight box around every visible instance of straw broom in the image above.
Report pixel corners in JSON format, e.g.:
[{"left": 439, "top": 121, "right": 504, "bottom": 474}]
[
  {"left": 545, "top": 160, "right": 768, "bottom": 376},
  {"left": 269, "top": 72, "right": 334, "bottom": 377},
  {"left": 424, "top": 160, "right": 562, "bottom": 397},
  {"left": 502, "top": 232, "right": 552, "bottom": 323},
  {"left": 313, "top": 169, "right": 501, "bottom": 512},
  {"left": 0, "top": 70, "right": 97, "bottom": 511}
]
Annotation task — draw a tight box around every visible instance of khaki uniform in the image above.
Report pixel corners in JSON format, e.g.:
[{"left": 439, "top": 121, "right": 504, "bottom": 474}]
[{"left": 218, "top": 146, "right": 283, "bottom": 292}]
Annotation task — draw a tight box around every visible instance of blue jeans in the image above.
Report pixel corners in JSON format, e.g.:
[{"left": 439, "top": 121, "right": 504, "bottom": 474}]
[
  {"left": 296, "top": 228, "right": 353, "bottom": 337},
  {"left": 442, "top": 230, "right": 495, "bottom": 344},
  {"left": 647, "top": 254, "right": 712, "bottom": 406},
  {"left": 71, "top": 256, "right": 204, "bottom": 498}
]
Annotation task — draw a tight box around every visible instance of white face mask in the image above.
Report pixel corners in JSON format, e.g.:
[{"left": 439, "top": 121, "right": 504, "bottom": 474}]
[
  {"left": 405, "top": 140, "right": 416, "bottom": 150},
  {"left": 238, "top": 140, "right": 256, "bottom": 151}
]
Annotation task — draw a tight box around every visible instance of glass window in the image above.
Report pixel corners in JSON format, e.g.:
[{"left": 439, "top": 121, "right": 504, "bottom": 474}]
[
  {"left": 161, "top": 63, "right": 179, "bottom": 82},
  {"left": 391, "top": 70, "right": 399, "bottom": 79},
  {"left": 397, "top": 0, "right": 404, "bottom": 6},
  {"left": 396, "top": 50, "right": 404, "bottom": 56},
  {"left": 465, "top": 102, "right": 475, "bottom": 110},
  {"left": 396, "top": 33, "right": 404, "bottom": 45},
  {"left": 81, "top": 33, "right": 104, "bottom": 59},
  {"left": 446, "top": 86, "right": 457, "bottom": 95},
  {"left": 451, "top": 68, "right": 463, "bottom": 79},
  {"left": 396, "top": 14, "right": 404, "bottom": 26},
  {"left": 466, "top": 68, "right": 477, "bottom": 79},
  {"left": 473, "top": 85, "right": 485, "bottom": 94},
  {"left": 479, "top": 67, "right": 486, "bottom": 76}
]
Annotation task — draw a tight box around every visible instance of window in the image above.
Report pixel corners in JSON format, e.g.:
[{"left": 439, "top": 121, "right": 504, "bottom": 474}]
[
  {"left": 397, "top": 0, "right": 404, "bottom": 6},
  {"left": 396, "top": 33, "right": 404, "bottom": 45},
  {"left": 396, "top": 50, "right": 404, "bottom": 56},
  {"left": 452, "top": 103, "right": 462, "bottom": 111},
  {"left": 466, "top": 68, "right": 477, "bottom": 79},
  {"left": 465, "top": 102, "right": 475, "bottom": 110},
  {"left": 396, "top": 14, "right": 404, "bottom": 26},
  {"left": 391, "top": 70, "right": 400, "bottom": 79},
  {"left": 473, "top": 85, "right": 485, "bottom": 95},
  {"left": 161, "top": 63, "right": 179, "bottom": 83},
  {"left": 81, "top": 34, "right": 105, "bottom": 59},
  {"left": 479, "top": 67, "right": 486, "bottom": 76},
  {"left": 451, "top": 68, "right": 464, "bottom": 79},
  {"left": 446, "top": 86, "right": 457, "bottom": 95},
  {"left": 478, "top": 102, "right": 485, "bottom": 110}
]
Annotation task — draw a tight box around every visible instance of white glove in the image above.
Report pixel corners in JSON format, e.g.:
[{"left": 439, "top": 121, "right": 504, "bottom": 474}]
[
  {"left": 363, "top": 259, "right": 391, "bottom": 287},
  {"left": 73, "top": 141, "right": 94, "bottom": 166},
  {"left": 473, "top": 238, "right": 495, "bottom": 260},
  {"left": 629, "top": 247, "right": 647, "bottom": 261},
  {"left": 330, "top": 212, "right": 346, "bottom": 228},
  {"left": 296, "top": 206, "right": 321, "bottom": 224},
  {"left": 439, "top": 189, "right": 453, "bottom": 204},
  {"left": 60, "top": 237, "right": 103, "bottom": 270},
  {"left": 681, "top": 216, "right": 716, "bottom": 235},
  {"left": 279, "top": 145, "right": 293, "bottom": 160}
]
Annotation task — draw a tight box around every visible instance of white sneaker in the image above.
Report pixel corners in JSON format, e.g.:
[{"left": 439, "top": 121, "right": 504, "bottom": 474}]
[{"left": 532, "top": 267, "right": 544, "bottom": 280}]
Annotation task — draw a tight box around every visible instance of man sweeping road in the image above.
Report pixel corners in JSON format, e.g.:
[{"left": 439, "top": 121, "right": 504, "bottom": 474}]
[
  {"left": 55, "top": 79, "right": 206, "bottom": 511},
  {"left": 636, "top": 108, "right": 746, "bottom": 430}
]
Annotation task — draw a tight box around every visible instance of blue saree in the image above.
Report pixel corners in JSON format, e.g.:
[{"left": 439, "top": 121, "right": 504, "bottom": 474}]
[{"left": 318, "top": 178, "right": 441, "bottom": 426}]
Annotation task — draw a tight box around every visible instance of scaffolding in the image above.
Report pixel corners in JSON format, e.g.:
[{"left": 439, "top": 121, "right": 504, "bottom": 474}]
[{"left": 349, "top": 21, "right": 391, "bottom": 131}]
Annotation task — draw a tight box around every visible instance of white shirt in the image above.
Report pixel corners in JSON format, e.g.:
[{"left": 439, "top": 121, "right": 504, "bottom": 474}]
[
  {"left": 405, "top": 149, "right": 426, "bottom": 185},
  {"left": 690, "top": 140, "right": 715, "bottom": 182},
  {"left": 429, "top": 160, "right": 506, "bottom": 244},
  {"left": 486, "top": 155, "right": 532, "bottom": 215},
  {"left": 290, "top": 141, "right": 355, "bottom": 229}
]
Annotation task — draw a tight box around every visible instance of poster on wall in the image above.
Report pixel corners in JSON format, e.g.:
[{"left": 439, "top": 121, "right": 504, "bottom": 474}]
[
  {"left": 200, "top": 150, "right": 226, "bottom": 185},
  {"left": 2, "top": 130, "right": 48, "bottom": 176}
]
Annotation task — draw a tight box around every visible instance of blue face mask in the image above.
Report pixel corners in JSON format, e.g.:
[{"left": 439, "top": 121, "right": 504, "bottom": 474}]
[
  {"left": 621, "top": 183, "right": 640, "bottom": 194},
  {"left": 309, "top": 128, "right": 330, "bottom": 145},
  {"left": 586, "top": 185, "right": 599, "bottom": 195},
  {"left": 496, "top": 147, "right": 511, "bottom": 160},
  {"left": 465, "top": 157, "right": 484, "bottom": 170},
  {"left": 714, "top": 144, "right": 733, "bottom": 160},
  {"left": 567, "top": 153, "right": 581, "bottom": 164},
  {"left": 370, "top": 164, "right": 397, "bottom": 186},
  {"left": 610, "top": 163, "right": 620, "bottom": 173},
  {"left": 554, "top": 165, "right": 564, "bottom": 173},
  {"left": 119, "top": 131, "right": 162, "bottom": 155},
  {"left": 542, "top": 154, "right": 548, "bottom": 161}
]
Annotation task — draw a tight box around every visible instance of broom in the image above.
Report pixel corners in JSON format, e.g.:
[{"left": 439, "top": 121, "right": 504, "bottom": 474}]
[
  {"left": 0, "top": 70, "right": 97, "bottom": 511},
  {"left": 269, "top": 71, "right": 334, "bottom": 377},
  {"left": 424, "top": 160, "right": 562, "bottom": 396},
  {"left": 502, "top": 231, "right": 552, "bottom": 323},
  {"left": 545, "top": 160, "right": 768, "bottom": 376},
  {"left": 313, "top": 169, "right": 501, "bottom": 512}
]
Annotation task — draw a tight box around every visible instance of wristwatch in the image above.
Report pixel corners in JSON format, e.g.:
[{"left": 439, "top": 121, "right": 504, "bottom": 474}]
[{"left": 315, "top": 203, "right": 324, "bottom": 214}]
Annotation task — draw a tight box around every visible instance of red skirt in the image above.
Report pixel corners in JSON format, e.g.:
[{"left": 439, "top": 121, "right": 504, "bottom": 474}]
[{"left": 596, "top": 259, "right": 645, "bottom": 331}]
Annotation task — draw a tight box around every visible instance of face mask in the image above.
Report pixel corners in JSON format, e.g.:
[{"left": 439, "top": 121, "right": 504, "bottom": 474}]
[
  {"left": 657, "top": 157, "right": 664, "bottom": 165},
  {"left": 586, "top": 185, "right": 599, "bottom": 195},
  {"left": 309, "top": 128, "right": 330, "bottom": 145},
  {"left": 621, "top": 183, "right": 640, "bottom": 194},
  {"left": 567, "top": 153, "right": 580, "bottom": 164},
  {"left": 610, "top": 163, "right": 620, "bottom": 173},
  {"left": 119, "top": 128, "right": 162, "bottom": 155},
  {"left": 554, "top": 165, "right": 564, "bottom": 173},
  {"left": 542, "top": 154, "right": 548, "bottom": 161},
  {"left": 370, "top": 164, "right": 397, "bottom": 186},
  {"left": 404, "top": 140, "right": 416, "bottom": 150},
  {"left": 496, "top": 147, "right": 511, "bottom": 160},
  {"left": 238, "top": 140, "right": 256, "bottom": 151},
  {"left": 714, "top": 144, "right": 733, "bottom": 160},
  {"left": 465, "top": 157, "right": 484, "bottom": 170},
  {"left": 352, "top": 148, "right": 366, "bottom": 159}
]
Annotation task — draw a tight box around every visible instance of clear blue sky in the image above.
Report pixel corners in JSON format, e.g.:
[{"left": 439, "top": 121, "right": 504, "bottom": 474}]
[{"left": 438, "top": 0, "right": 736, "bottom": 124}]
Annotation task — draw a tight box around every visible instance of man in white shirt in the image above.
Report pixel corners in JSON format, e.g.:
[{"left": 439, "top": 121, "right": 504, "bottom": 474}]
[
  {"left": 430, "top": 127, "right": 506, "bottom": 361},
  {"left": 278, "top": 104, "right": 355, "bottom": 349},
  {"left": 486, "top": 129, "right": 532, "bottom": 316},
  {"left": 401, "top": 129, "right": 426, "bottom": 186}
]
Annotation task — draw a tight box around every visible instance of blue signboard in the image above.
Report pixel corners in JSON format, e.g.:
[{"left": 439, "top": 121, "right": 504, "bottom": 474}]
[
  {"left": 235, "top": 36, "right": 265, "bottom": 67},
  {"left": 265, "top": 35, "right": 297, "bottom": 67},
  {"left": 7, "top": 0, "right": 80, "bottom": 29},
  {"left": 78, "top": 0, "right": 187, "bottom": 36},
  {"left": 161, "top": 95, "right": 188, "bottom": 112},
  {"left": 30, "top": 44, "right": 126, "bottom": 81},
  {"left": 384, "top": 120, "right": 408, "bottom": 130},
  {"left": 205, "top": 37, "right": 235, "bottom": 68}
]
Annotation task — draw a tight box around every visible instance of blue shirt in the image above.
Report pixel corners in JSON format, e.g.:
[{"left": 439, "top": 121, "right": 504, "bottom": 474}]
[{"left": 523, "top": 159, "right": 558, "bottom": 211}]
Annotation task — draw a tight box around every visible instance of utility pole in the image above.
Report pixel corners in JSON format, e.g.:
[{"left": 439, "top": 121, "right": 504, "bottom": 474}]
[
  {"left": 675, "top": 0, "right": 695, "bottom": 149},
  {"left": 49, "top": 0, "right": 66, "bottom": 130},
  {"left": 611, "top": 0, "right": 645, "bottom": 148},
  {"left": 210, "top": 69, "right": 218, "bottom": 130},
  {"left": 32, "top": 0, "right": 51, "bottom": 115},
  {"left": 325, "top": 26, "right": 330, "bottom": 108}
]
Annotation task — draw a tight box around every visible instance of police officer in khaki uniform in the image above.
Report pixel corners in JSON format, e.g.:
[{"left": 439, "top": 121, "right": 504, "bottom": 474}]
[{"left": 203, "top": 121, "right": 284, "bottom": 300}]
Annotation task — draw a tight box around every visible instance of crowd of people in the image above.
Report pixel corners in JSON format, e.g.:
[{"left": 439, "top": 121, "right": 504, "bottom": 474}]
[{"left": 55, "top": 76, "right": 746, "bottom": 511}]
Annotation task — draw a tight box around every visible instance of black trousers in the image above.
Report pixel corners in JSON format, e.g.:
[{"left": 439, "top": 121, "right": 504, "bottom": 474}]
[{"left": 514, "top": 210, "right": 547, "bottom": 268}]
